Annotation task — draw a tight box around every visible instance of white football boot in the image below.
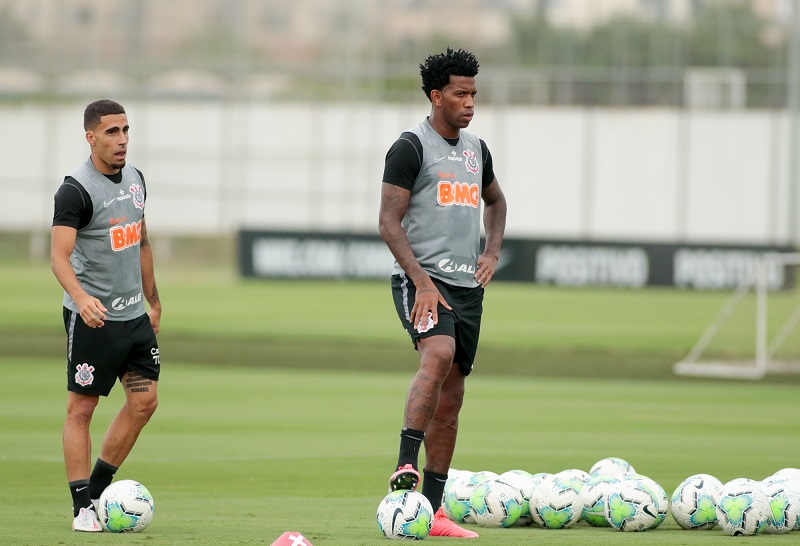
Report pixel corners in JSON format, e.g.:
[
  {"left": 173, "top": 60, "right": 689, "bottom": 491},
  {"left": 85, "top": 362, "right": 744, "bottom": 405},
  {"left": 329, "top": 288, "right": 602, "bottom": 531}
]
[{"left": 72, "top": 506, "right": 102, "bottom": 532}]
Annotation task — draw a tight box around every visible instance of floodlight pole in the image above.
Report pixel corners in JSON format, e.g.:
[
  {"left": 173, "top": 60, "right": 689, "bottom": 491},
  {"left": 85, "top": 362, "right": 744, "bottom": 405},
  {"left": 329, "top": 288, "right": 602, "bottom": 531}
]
[{"left": 789, "top": 0, "right": 800, "bottom": 247}]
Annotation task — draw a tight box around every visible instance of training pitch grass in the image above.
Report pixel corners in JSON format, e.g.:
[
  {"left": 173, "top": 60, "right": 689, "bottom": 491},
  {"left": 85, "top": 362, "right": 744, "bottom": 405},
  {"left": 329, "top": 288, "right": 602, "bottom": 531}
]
[
  {"left": 2, "top": 358, "right": 800, "bottom": 545},
  {"left": 2, "top": 261, "right": 800, "bottom": 544}
]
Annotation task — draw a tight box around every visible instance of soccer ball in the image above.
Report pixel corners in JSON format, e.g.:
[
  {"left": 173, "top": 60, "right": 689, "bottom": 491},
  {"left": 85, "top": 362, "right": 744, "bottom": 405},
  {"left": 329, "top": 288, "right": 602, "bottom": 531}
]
[
  {"left": 376, "top": 490, "right": 433, "bottom": 540},
  {"left": 529, "top": 473, "right": 583, "bottom": 529},
  {"left": 443, "top": 471, "right": 493, "bottom": 523},
  {"left": 605, "top": 478, "right": 659, "bottom": 532},
  {"left": 762, "top": 478, "right": 800, "bottom": 533},
  {"left": 499, "top": 470, "right": 536, "bottom": 526},
  {"left": 771, "top": 468, "right": 800, "bottom": 482},
  {"left": 590, "top": 457, "right": 635, "bottom": 478},
  {"left": 580, "top": 475, "right": 620, "bottom": 527},
  {"left": 469, "top": 478, "right": 524, "bottom": 528},
  {"left": 627, "top": 474, "right": 668, "bottom": 529},
  {"left": 97, "top": 479, "right": 155, "bottom": 533},
  {"left": 670, "top": 473, "right": 723, "bottom": 530},
  {"left": 715, "top": 479, "right": 771, "bottom": 536}
]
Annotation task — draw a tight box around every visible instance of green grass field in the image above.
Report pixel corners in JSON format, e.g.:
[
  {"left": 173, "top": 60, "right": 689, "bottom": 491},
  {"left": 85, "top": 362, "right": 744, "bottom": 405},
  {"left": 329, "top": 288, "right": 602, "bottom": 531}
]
[{"left": 2, "top": 259, "right": 800, "bottom": 544}]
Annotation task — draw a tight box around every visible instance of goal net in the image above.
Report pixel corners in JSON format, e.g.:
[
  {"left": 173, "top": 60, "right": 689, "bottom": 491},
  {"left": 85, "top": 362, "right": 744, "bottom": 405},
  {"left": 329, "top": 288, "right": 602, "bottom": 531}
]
[{"left": 673, "top": 252, "right": 800, "bottom": 379}]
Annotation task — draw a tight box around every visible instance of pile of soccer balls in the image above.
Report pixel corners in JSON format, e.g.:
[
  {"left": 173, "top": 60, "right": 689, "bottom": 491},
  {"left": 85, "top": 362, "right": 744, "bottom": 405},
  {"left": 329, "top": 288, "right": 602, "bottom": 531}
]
[{"left": 376, "top": 457, "right": 800, "bottom": 538}]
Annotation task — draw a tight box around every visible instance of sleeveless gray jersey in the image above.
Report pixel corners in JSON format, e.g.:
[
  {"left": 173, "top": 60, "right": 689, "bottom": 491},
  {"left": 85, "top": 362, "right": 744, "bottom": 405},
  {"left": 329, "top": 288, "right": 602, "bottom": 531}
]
[
  {"left": 62, "top": 158, "right": 147, "bottom": 320},
  {"left": 392, "top": 119, "right": 484, "bottom": 288}
]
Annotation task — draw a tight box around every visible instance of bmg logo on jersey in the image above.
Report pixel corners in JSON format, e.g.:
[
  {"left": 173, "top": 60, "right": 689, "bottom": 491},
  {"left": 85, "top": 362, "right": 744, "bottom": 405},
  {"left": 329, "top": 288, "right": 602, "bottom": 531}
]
[
  {"left": 109, "top": 219, "right": 142, "bottom": 251},
  {"left": 438, "top": 181, "right": 479, "bottom": 208}
]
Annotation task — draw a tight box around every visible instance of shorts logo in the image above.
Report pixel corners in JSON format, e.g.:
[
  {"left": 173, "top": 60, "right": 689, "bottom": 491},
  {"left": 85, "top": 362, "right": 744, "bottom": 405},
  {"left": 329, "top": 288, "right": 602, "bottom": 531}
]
[
  {"left": 416, "top": 311, "right": 434, "bottom": 334},
  {"left": 129, "top": 184, "right": 145, "bottom": 210},
  {"left": 75, "top": 363, "right": 95, "bottom": 387},
  {"left": 463, "top": 149, "right": 479, "bottom": 174}
]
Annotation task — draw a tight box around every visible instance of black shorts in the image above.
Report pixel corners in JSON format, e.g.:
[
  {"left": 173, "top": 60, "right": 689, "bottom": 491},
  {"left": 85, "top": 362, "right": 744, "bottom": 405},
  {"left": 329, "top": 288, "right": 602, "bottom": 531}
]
[
  {"left": 391, "top": 274, "right": 484, "bottom": 375},
  {"left": 63, "top": 307, "right": 160, "bottom": 396}
]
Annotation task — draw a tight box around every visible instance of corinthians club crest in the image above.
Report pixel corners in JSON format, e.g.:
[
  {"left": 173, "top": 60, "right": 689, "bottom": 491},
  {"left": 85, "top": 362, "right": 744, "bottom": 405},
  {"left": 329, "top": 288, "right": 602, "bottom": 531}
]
[
  {"left": 463, "top": 149, "right": 479, "bottom": 175},
  {"left": 129, "top": 183, "right": 145, "bottom": 210},
  {"left": 75, "top": 363, "right": 95, "bottom": 387}
]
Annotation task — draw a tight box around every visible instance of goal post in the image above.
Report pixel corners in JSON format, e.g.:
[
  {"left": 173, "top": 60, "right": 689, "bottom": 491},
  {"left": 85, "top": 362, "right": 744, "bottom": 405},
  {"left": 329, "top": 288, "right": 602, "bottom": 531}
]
[{"left": 673, "top": 252, "right": 800, "bottom": 379}]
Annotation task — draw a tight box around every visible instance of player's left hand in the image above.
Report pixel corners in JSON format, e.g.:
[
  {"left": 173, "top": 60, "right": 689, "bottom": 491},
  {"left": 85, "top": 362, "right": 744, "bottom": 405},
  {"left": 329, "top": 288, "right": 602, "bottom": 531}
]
[
  {"left": 148, "top": 305, "right": 161, "bottom": 334},
  {"left": 475, "top": 254, "right": 499, "bottom": 287}
]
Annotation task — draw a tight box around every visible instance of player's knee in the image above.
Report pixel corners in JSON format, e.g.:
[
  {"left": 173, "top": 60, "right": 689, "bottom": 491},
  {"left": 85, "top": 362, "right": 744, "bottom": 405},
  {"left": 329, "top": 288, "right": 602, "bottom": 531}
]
[
  {"left": 130, "top": 394, "right": 158, "bottom": 422},
  {"left": 66, "top": 394, "right": 99, "bottom": 424}
]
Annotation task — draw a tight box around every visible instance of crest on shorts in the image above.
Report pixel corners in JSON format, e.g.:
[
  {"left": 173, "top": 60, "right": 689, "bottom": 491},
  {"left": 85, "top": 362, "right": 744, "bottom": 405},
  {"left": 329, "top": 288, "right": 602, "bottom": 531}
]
[
  {"left": 129, "top": 183, "right": 145, "bottom": 210},
  {"left": 415, "top": 311, "right": 435, "bottom": 334},
  {"left": 75, "top": 363, "right": 95, "bottom": 387},
  {"left": 463, "top": 149, "right": 479, "bottom": 175}
]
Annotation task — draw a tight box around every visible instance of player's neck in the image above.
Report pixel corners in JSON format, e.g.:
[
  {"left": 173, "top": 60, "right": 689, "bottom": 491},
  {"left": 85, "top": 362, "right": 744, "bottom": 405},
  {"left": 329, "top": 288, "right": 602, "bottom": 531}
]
[{"left": 427, "top": 115, "right": 459, "bottom": 140}]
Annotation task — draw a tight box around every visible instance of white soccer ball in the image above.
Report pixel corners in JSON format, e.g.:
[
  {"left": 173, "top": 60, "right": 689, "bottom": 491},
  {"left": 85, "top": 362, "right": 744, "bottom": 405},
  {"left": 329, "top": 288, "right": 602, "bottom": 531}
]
[
  {"left": 770, "top": 468, "right": 800, "bottom": 482},
  {"left": 499, "top": 470, "right": 536, "bottom": 526},
  {"left": 469, "top": 477, "right": 524, "bottom": 528},
  {"left": 590, "top": 457, "right": 635, "bottom": 478},
  {"left": 715, "top": 479, "right": 771, "bottom": 536},
  {"left": 670, "top": 473, "right": 723, "bottom": 530},
  {"left": 580, "top": 475, "right": 620, "bottom": 527},
  {"left": 97, "top": 479, "right": 155, "bottom": 533},
  {"left": 529, "top": 473, "right": 583, "bottom": 529},
  {"left": 627, "top": 474, "right": 668, "bottom": 529},
  {"left": 762, "top": 478, "right": 800, "bottom": 534},
  {"left": 442, "top": 471, "right": 495, "bottom": 523},
  {"left": 377, "top": 490, "right": 433, "bottom": 540},
  {"left": 605, "top": 478, "right": 659, "bottom": 532}
]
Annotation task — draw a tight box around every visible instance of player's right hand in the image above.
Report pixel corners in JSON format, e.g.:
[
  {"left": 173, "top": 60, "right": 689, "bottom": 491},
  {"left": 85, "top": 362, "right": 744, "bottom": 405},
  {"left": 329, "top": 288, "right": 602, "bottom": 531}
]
[
  {"left": 410, "top": 276, "right": 451, "bottom": 331},
  {"left": 77, "top": 296, "right": 107, "bottom": 328}
]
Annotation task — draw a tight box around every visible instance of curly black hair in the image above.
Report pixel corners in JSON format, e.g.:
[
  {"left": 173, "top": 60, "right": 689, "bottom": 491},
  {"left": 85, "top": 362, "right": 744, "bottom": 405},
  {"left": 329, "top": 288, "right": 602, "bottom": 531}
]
[
  {"left": 84, "top": 99, "right": 125, "bottom": 130},
  {"left": 419, "top": 48, "right": 480, "bottom": 101}
]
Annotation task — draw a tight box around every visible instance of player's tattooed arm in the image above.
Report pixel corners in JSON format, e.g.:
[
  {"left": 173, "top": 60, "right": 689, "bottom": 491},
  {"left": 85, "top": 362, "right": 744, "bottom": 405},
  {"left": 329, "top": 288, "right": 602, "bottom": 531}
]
[
  {"left": 378, "top": 183, "right": 451, "bottom": 328},
  {"left": 476, "top": 178, "right": 506, "bottom": 287},
  {"left": 139, "top": 218, "right": 162, "bottom": 334}
]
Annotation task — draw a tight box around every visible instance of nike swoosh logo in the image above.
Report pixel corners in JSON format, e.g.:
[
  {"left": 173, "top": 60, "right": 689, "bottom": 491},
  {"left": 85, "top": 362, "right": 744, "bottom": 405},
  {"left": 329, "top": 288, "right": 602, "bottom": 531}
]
[
  {"left": 76, "top": 486, "right": 88, "bottom": 492},
  {"left": 433, "top": 156, "right": 446, "bottom": 163},
  {"left": 103, "top": 199, "right": 115, "bottom": 207}
]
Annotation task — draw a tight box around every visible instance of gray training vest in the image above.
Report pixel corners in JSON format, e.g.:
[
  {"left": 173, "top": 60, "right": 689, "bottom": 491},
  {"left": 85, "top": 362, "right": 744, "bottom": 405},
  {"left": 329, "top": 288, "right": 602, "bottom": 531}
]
[
  {"left": 392, "top": 119, "right": 484, "bottom": 288},
  {"left": 62, "top": 158, "right": 147, "bottom": 321}
]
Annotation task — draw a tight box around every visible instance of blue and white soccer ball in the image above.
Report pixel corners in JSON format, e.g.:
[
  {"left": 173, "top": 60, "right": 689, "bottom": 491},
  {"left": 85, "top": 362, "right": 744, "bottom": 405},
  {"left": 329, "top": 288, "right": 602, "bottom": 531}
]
[
  {"left": 627, "top": 474, "right": 668, "bottom": 529},
  {"left": 469, "top": 478, "right": 524, "bottom": 528},
  {"left": 529, "top": 472, "right": 583, "bottom": 529},
  {"left": 715, "top": 479, "right": 771, "bottom": 536},
  {"left": 377, "top": 490, "right": 433, "bottom": 540},
  {"left": 579, "top": 475, "right": 620, "bottom": 527},
  {"left": 670, "top": 473, "right": 723, "bottom": 530},
  {"left": 97, "top": 479, "right": 155, "bottom": 533},
  {"left": 589, "top": 457, "right": 635, "bottom": 479},
  {"left": 442, "top": 471, "right": 496, "bottom": 524},
  {"left": 499, "top": 470, "right": 536, "bottom": 526},
  {"left": 605, "top": 477, "right": 660, "bottom": 532},
  {"left": 762, "top": 478, "right": 800, "bottom": 534}
]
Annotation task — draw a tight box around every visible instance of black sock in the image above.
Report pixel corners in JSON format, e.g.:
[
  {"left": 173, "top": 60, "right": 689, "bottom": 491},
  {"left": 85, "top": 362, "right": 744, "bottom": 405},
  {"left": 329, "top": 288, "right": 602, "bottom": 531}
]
[
  {"left": 396, "top": 427, "right": 425, "bottom": 470},
  {"left": 69, "top": 479, "right": 92, "bottom": 517},
  {"left": 89, "top": 458, "right": 118, "bottom": 499},
  {"left": 422, "top": 469, "right": 448, "bottom": 513}
]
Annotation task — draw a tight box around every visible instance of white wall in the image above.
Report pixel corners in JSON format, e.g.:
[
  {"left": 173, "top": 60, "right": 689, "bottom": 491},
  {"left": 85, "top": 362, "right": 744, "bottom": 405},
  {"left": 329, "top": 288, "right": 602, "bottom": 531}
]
[{"left": 0, "top": 100, "right": 793, "bottom": 245}]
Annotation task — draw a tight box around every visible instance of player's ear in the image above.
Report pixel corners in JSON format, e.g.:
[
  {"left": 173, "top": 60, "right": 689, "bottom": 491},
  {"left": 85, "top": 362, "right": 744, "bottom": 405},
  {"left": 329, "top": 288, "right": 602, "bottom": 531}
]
[
  {"left": 430, "top": 89, "right": 442, "bottom": 107},
  {"left": 86, "top": 131, "right": 95, "bottom": 146}
]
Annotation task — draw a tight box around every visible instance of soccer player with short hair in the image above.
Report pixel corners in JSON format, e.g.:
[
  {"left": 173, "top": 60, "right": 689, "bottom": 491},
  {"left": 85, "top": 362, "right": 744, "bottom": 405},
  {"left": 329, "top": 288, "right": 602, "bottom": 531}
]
[
  {"left": 51, "top": 99, "right": 162, "bottom": 532},
  {"left": 379, "top": 48, "right": 507, "bottom": 538}
]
